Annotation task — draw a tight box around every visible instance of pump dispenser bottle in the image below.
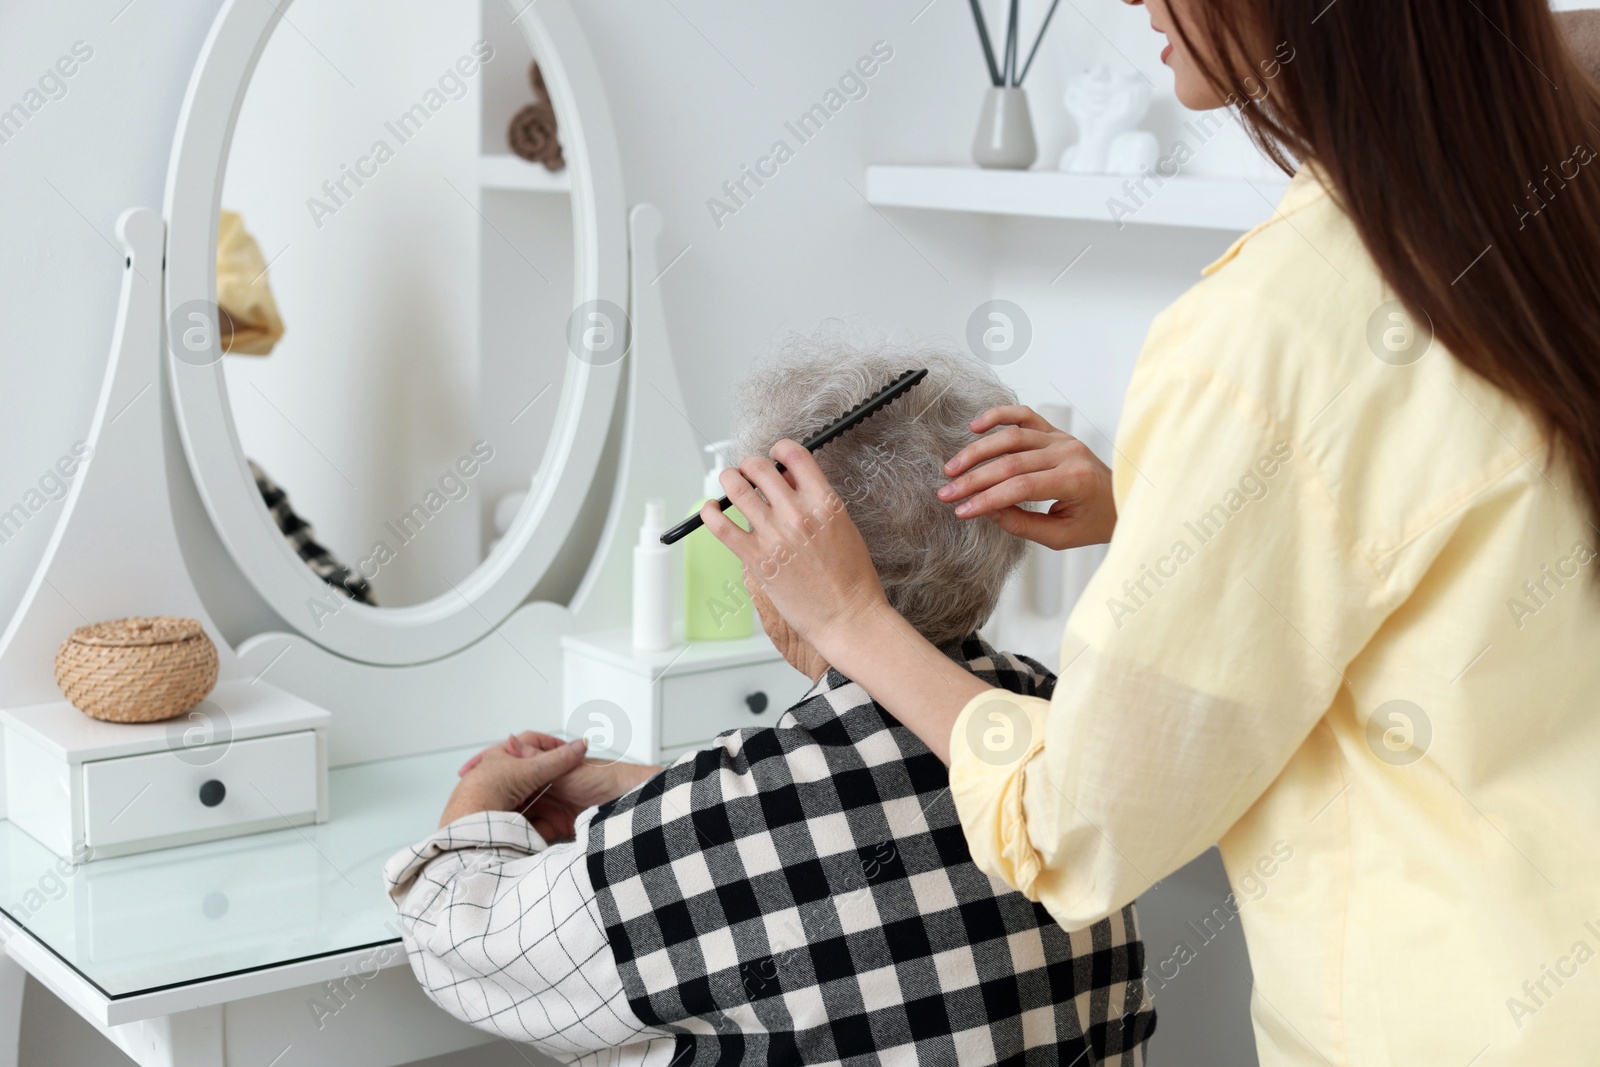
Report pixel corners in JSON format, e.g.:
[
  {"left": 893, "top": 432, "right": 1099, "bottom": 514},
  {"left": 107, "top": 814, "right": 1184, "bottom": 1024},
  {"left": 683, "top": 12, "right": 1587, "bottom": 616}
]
[
  {"left": 632, "top": 499, "right": 673, "bottom": 651},
  {"left": 684, "top": 441, "right": 754, "bottom": 640}
]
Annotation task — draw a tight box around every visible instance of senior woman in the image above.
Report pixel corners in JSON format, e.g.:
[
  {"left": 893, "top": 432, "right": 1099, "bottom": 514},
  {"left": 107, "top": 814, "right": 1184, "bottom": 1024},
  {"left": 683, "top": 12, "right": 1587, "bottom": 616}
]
[{"left": 386, "top": 341, "right": 1155, "bottom": 1065}]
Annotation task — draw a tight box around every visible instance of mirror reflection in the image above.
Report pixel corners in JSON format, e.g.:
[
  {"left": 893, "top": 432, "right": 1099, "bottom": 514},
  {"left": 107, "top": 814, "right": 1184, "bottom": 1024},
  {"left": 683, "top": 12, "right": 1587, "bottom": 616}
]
[{"left": 215, "top": 0, "right": 574, "bottom": 607}]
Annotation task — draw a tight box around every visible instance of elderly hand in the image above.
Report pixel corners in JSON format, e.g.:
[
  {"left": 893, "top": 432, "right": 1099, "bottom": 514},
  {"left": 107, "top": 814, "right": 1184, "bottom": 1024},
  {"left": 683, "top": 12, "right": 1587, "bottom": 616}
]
[
  {"left": 703, "top": 440, "right": 892, "bottom": 663},
  {"left": 456, "top": 732, "right": 663, "bottom": 842},
  {"left": 438, "top": 734, "right": 586, "bottom": 832},
  {"left": 510, "top": 733, "right": 662, "bottom": 842},
  {"left": 938, "top": 405, "right": 1116, "bottom": 550}
]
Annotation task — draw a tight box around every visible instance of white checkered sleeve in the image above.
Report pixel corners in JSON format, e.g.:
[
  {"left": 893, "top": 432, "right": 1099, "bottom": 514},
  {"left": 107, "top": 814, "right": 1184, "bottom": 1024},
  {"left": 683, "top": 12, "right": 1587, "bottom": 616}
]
[{"left": 384, "top": 808, "right": 678, "bottom": 1065}]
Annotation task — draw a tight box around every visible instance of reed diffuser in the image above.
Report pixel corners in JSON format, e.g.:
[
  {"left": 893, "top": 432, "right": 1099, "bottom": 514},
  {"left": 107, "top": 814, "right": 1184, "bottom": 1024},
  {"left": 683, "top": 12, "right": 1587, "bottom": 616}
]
[{"left": 967, "top": 0, "right": 1062, "bottom": 168}]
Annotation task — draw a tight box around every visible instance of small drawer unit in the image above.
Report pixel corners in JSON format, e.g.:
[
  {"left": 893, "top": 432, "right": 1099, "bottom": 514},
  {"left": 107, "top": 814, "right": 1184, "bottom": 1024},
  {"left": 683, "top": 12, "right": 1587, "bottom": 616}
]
[
  {"left": 561, "top": 629, "right": 805, "bottom": 765},
  {"left": 2, "top": 679, "right": 331, "bottom": 861},
  {"left": 657, "top": 659, "right": 798, "bottom": 751}
]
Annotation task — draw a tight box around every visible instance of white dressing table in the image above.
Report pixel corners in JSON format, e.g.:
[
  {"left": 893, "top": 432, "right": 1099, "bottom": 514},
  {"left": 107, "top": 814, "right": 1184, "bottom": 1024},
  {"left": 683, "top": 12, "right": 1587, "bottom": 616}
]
[
  {"left": 0, "top": 0, "right": 725, "bottom": 1063},
  {"left": 0, "top": 744, "right": 499, "bottom": 1067}
]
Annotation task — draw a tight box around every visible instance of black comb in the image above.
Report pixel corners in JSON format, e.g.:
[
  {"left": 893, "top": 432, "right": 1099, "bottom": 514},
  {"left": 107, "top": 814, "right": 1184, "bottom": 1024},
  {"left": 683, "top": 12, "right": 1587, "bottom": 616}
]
[{"left": 659, "top": 368, "right": 928, "bottom": 545}]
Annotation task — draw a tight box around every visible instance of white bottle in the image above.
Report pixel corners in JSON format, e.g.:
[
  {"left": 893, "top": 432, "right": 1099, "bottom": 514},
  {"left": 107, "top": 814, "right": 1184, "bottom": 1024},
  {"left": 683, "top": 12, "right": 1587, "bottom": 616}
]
[{"left": 632, "top": 499, "right": 673, "bottom": 651}]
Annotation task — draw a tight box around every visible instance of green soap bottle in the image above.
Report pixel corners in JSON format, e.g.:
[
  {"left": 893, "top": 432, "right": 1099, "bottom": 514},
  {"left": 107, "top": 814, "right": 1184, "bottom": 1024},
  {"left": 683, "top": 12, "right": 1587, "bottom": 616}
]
[{"left": 685, "top": 440, "right": 754, "bottom": 640}]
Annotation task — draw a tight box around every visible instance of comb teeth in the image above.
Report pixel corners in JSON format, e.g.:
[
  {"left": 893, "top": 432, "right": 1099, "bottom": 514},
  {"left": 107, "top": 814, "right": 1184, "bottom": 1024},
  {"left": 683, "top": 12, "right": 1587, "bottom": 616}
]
[
  {"left": 799, "top": 369, "right": 928, "bottom": 456},
  {"left": 817, "top": 372, "right": 910, "bottom": 441},
  {"left": 657, "top": 367, "right": 927, "bottom": 546},
  {"left": 847, "top": 369, "right": 920, "bottom": 422}
]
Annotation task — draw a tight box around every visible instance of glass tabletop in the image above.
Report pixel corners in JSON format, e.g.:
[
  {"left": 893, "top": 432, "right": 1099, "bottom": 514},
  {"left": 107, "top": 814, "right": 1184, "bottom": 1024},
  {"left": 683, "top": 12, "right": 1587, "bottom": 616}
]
[{"left": 0, "top": 744, "right": 473, "bottom": 999}]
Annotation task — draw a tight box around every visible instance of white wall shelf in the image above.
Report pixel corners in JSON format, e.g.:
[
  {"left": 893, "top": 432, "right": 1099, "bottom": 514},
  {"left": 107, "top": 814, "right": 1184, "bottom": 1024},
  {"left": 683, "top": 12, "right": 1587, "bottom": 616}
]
[
  {"left": 478, "top": 152, "right": 572, "bottom": 192},
  {"left": 865, "top": 164, "right": 1288, "bottom": 232}
]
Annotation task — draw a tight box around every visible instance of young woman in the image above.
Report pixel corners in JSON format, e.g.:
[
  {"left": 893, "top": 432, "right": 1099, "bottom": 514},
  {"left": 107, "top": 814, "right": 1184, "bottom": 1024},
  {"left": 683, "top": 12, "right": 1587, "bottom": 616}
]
[{"left": 702, "top": 1, "right": 1600, "bottom": 1062}]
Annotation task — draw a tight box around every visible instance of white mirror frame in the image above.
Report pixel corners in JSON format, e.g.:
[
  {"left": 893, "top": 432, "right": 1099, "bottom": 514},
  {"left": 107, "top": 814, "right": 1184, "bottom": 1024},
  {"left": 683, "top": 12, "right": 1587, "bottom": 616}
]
[{"left": 163, "top": 0, "right": 627, "bottom": 666}]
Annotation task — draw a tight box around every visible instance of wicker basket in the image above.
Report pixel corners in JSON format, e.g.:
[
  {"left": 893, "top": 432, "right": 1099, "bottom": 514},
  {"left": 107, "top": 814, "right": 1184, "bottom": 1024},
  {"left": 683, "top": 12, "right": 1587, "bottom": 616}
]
[{"left": 54, "top": 617, "right": 218, "bottom": 724}]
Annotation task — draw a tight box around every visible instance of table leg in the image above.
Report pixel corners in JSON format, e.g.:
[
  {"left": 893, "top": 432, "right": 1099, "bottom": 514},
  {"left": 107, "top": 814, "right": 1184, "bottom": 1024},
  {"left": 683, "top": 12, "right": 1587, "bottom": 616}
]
[
  {"left": 0, "top": 955, "right": 23, "bottom": 1067},
  {"left": 105, "top": 1007, "right": 224, "bottom": 1067}
]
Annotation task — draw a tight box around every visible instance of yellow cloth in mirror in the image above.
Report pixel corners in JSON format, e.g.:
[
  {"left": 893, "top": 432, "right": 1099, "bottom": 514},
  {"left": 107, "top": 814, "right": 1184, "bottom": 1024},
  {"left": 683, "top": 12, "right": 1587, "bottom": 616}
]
[{"left": 216, "top": 211, "right": 284, "bottom": 356}]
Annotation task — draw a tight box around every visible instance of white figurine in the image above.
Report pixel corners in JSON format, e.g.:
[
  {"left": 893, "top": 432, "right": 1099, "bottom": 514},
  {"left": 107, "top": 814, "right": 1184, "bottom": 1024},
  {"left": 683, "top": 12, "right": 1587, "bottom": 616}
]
[{"left": 1058, "top": 65, "right": 1160, "bottom": 175}]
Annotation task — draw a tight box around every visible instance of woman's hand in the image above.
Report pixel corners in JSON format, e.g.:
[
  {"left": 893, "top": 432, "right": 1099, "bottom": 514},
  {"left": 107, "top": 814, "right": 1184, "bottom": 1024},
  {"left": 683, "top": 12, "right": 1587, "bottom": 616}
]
[
  {"left": 706, "top": 440, "right": 991, "bottom": 764},
  {"left": 938, "top": 405, "right": 1116, "bottom": 549},
  {"left": 512, "top": 729, "right": 662, "bottom": 838},
  {"left": 703, "top": 440, "right": 891, "bottom": 663},
  {"left": 438, "top": 734, "right": 587, "bottom": 831},
  {"left": 455, "top": 732, "right": 662, "bottom": 842}
]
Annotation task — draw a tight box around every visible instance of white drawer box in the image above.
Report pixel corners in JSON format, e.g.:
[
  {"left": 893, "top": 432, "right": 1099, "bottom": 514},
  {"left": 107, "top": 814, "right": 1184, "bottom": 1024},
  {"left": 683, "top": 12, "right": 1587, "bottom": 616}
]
[
  {"left": 82, "top": 731, "right": 319, "bottom": 850},
  {"left": 2, "top": 679, "right": 331, "bottom": 860},
  {"left": 562, "top": 629, "right": 807, "bottom": 764},
  {"left": 658, "top": 658, "right": 802, "bottom": 749}
]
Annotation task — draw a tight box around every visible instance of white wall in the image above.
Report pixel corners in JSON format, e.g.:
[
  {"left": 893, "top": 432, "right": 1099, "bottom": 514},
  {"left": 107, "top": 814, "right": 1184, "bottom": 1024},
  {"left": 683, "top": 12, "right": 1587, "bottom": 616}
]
[
  {"left": 0, "top": 0, "right": 1266, "bottom": 1063},
  {"left": 565, "top": 0, "right": 1253, "bottom": 447},
  {"left": 0, "top": 0, "right": 1252, "bottom": 618}
]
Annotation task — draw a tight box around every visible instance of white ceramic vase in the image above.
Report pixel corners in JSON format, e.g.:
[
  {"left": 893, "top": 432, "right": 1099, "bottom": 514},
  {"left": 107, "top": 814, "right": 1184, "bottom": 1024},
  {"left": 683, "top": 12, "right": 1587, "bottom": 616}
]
[{"left": 972, "top": 87, "right": 1038, "bottom": 170}]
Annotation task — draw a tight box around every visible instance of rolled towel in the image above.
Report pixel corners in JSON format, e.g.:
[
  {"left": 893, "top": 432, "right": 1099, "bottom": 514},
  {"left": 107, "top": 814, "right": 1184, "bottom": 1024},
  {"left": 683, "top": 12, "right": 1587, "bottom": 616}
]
[
  {"left": 507, "top": 61, "right": 565, "bottom": 171},
  {"left": 508, "top": 101, "right": 564, "bottom": 170}
]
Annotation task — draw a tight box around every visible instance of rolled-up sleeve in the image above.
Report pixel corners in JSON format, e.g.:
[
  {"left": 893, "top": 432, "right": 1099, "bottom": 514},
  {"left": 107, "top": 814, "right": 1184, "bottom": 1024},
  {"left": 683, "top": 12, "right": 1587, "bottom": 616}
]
[
  {"left": 947, "top": 693, "right": 1053, "bottom": 900},
  {"left": 384, "top": 808, "right": 662, "bottom": 1057},
  {"left": 951, "top": 301, "right": 1399, "bottom": 929}
]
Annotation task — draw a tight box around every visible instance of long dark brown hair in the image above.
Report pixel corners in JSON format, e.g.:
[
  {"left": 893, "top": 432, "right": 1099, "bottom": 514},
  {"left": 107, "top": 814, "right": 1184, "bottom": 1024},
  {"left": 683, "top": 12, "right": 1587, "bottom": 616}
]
[{"left": 1175, "top": 0, "right": 1600, "bottom": 528}]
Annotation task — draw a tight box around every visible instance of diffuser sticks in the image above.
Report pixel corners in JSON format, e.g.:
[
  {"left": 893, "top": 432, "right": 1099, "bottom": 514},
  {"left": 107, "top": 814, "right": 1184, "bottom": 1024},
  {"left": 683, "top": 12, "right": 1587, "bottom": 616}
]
[{"left": 967, "top": 0, "right": 1063, "bottom": 87}]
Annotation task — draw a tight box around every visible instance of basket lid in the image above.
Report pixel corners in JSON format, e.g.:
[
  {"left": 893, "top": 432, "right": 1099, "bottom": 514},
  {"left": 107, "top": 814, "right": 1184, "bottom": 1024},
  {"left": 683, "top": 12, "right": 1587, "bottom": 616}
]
[{"left": 67, "top": 616, "right": 206, "bottom": 648}]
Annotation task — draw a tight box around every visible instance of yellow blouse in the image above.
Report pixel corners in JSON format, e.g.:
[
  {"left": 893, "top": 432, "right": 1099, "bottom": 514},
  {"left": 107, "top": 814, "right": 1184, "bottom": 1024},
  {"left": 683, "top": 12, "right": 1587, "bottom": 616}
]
[{"left": 949, "top": 167, "right": 1600, "bottom": 1064}]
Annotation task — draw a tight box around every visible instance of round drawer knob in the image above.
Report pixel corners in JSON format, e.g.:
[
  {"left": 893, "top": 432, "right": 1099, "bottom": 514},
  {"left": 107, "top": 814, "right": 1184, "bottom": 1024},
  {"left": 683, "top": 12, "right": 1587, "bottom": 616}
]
[
  {"left": 198, "top": 779, "right": 226, "bottom": 807},
  {"left": 745, "top": 691, "right": 769, "bottom": 715}
]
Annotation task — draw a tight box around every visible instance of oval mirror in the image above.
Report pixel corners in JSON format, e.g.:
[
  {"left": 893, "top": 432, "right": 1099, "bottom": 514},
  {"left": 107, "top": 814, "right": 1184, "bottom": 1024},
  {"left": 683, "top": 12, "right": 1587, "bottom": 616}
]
[{"left": 164, "top": 0, "right": 627, "bottom": 665}]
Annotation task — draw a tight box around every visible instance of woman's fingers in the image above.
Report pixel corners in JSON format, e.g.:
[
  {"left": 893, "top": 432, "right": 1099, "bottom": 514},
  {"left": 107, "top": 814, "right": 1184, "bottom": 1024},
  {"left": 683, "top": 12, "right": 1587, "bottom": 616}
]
[
  {"left": 942, "top": 425, "right": 1051, "bottom": 480},
  {"left": 512, "top": 730, "right": 566, "bottom": 753},
  {"left": 703, "top": 493, "right": 756, "bottom": 559},
  {"left": 986, "top": 505, "right": 1072, "bottom": 549},
  {"left": 463, "top": 731, "right": 564, "bottom": 775},
  {"left": 503, "top": 738, "right": 588, "bottom": 795},
  {"left": 703, "top": 438, "right": 888, "bottom": 656},
  {"left": 441, "top": 739, "right": 587, "bottom": 827},
  {"left": 739, "top": 451, "right": 822, "bottom": 533},
  {"left": 715, "top": 464, "right": 771, "bottom": 532},
  {"left": 938, "top": 422, "right": 1117, "bottom": 544},
  {"left": 938, "top": 440, "right": 1058, "bottom": 504},
  {"left": 768, "top": 438, "right": 833, "bottom": 496},
  {"left": 735, "top": 455, "right": 790, "bottom": 514},
  {"left": 986, "top": 501, "right": 1109, "bottom": 551},
  {"left": 968, "top": 404, "right": 1058, "bottom": 436},
  {"left": 953, "top": 469, "right": 1057, "bottom": 519},
  {"left": 710, "top": 441, "right": 839, "bottom": 571},
  {"left": 457, "top": 736, "right": 510, "bottom": 776}
]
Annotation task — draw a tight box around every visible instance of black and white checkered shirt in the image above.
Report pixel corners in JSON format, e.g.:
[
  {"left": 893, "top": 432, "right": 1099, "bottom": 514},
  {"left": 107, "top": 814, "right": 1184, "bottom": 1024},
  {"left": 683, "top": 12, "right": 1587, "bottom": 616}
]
[{"left": 387, "top": 634, "right": 1155, "bottom": 1065}]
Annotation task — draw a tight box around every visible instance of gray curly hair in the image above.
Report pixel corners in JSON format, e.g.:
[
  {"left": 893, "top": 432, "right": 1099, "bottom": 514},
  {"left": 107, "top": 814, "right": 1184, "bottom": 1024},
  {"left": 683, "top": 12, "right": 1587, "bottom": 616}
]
[{"left": 729, "top": 331, "right": 1025, "bottom": 651}]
